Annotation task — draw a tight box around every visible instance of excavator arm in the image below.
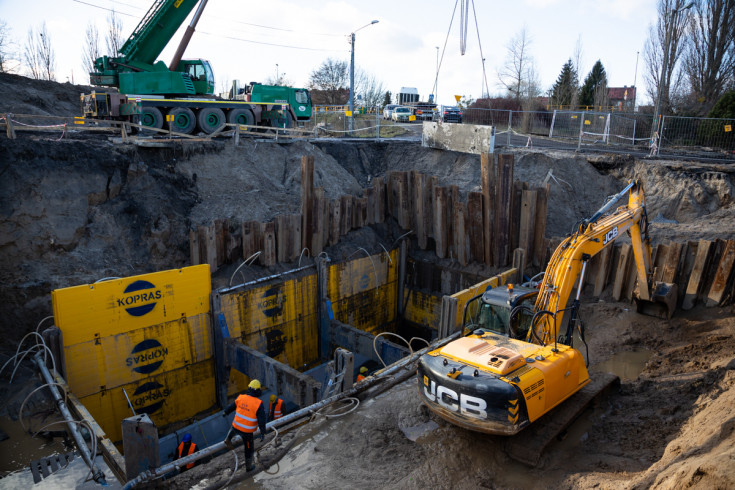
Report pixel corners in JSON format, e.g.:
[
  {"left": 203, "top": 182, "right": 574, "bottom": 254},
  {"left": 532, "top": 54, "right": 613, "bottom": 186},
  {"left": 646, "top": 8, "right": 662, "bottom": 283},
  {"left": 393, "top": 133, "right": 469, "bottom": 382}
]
[{"left": 530, "top": 180, "right": 676, "bottom": 347}]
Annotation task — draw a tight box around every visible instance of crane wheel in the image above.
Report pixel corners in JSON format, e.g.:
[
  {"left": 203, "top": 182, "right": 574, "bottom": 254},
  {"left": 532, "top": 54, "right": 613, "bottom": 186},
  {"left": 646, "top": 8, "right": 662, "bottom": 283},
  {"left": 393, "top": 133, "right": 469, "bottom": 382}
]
[
  {"left": 227, "top": 108, "right": 255, "bottom": 128},
  {"left": 140, "top": 107, "right": 164, "bottom": 131},
  {"left": 197, "top": 107, "right": 226, "bottom": 134},
  {"left": 269, "top": 110, "right": 294, "bottom": 132},
  {"left": 168, "top": 108, "right": 196, "bottom": 135}
]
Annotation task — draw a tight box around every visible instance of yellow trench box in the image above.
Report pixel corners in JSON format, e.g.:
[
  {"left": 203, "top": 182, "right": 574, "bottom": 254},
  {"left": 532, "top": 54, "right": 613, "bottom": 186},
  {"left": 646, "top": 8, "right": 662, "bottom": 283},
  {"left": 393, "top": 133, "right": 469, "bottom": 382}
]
[{"left": 52, "top": 265, "right": 214, "bottom": 443}]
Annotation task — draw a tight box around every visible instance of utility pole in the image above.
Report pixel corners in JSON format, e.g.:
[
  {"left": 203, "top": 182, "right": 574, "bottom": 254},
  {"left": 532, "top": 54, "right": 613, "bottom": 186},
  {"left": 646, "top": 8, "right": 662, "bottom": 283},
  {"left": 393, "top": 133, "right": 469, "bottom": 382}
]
[{"left": 349, "top": 20, "right": 379, "bottom": 134}]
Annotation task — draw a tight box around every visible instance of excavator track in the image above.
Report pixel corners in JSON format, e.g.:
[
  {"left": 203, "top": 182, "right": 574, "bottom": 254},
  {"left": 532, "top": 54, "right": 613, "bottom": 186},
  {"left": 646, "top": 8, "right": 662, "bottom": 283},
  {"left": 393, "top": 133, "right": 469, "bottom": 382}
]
[{"left": 503, "top": 372, "right": 619, "bottom": 466}]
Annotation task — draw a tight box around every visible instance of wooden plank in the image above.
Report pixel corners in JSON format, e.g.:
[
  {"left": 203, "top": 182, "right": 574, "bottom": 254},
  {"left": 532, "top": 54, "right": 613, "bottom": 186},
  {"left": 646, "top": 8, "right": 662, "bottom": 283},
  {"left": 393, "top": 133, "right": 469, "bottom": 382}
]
[
  {"left": 519, "top": 189, "right": 537, "bottom": 265},
  {"left": 329, "top": 199, "right": 341, "bottom": 246},
  {"left": 612, "top": 243, "right": 632, "bottom": 301},
  {"left": 425, "top": 176, "right": 437, "bottom": 242},
  {"left": 533, "top": 184, "right": 550, "bottom": 268},
  {"left": 438, "top": 295, "right": 459, "bottom": 338},
  {"left": 512, "top": 248, "right": 526, "bottom": 284},
  {"left": 276, "top": 214, "right": 289, "bottom": 264},
  {"left": 480, "top": 153, "right": 495, "bottom": 266},
  {"left": 414, "top": 172, "right": 427, "bottom": 249},
  {"left": 454, "top": 200, "right": 468, "bottom": 266},
  {"left": 652, "top": 244, "right": 669, "bottom": 282},
  {"left": 365, "top": 186, "right": 375, "bottom": 225},
  {"left": 623, "top": 244, "right": 639, "bottom": 301},
  {"left": 660, "top": 241, "right": 683, "bottom": 284},
  {"left": 312, "top": 187, "right": 326, "bottom": 255},
  {"left": 593, "top": 245, "right": 613, "bottom": 297},
  {"left": 677, "top": 241, "right": 698, "bottom": 304},
  {"left": 447, "top": 185, "right": 458, "bottom": 259},
  {"left": 340, "top": 195, "right": 353, "bottom": 234},
  {"left": 682, "top": 240, "right": 713, "bottom": 310},
  {"left": 706, "top": 240, "right": 735, "bottom": 307},
  {"left": 301, "top": 156, "right": 315, "bottom": 252},
  {"left": 510, "top": 181, "right": 525, "bottom": 258},
  {"left": 386, "top": 171, "right": 396, "bottom": 220},
  {"left": 373, "top": 176, "right": 386, "bottom": 223},
  {"left": 203, "top": 224, "right": 217, "bottom": 272},
  {"left": 189, "top": 228, "right": 200, "bottom": 265},
  {"left": 699, "top": 239, "right": 725, "bottom": 303},
  {"left": 241, "top": 220, "right": 261, "bottom": 260},
  {"left": 261, "top": 221, "right": 276, "bottom": 267},
  {"left": 467, "top": 191, "right": 484, "bottom": 264},
  {"left": 214, "top": 219, "right": 225, "bottom": 267},
  {"left": 494, "top": 154, "right": 514, "bottom": 267},
  {"left": 433, "top": 186, "right": 449, "bottom": 259},
  {"left": 224, "top": 220, "right": 239, "bottom": 263}
]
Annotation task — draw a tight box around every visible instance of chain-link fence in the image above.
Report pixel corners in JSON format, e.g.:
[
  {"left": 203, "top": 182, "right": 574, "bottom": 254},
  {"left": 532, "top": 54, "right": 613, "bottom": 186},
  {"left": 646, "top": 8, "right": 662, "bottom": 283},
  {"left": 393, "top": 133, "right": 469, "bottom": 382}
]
[{"left": 300, "top": 105, "right": 734, "bottom": 161}]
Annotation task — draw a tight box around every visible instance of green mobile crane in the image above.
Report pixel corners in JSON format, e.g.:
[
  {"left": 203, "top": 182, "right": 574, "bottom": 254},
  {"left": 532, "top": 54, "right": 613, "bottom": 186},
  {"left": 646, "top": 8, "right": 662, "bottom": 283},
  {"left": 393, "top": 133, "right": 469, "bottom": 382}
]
[{"left": 82, "top": 0, "right": 311, "bottom": 134}]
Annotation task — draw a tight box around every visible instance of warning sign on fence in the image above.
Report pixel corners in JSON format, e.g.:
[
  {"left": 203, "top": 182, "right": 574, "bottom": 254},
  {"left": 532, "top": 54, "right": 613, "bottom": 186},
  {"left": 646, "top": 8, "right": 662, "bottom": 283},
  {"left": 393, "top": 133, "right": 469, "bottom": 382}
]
[{"left": 725, "top": 125, "right": 732, "bottom": 132}]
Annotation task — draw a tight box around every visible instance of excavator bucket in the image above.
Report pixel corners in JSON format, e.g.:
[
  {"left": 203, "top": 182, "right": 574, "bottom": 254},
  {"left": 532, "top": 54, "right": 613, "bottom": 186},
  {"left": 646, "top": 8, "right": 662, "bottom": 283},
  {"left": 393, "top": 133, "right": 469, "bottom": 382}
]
[{"left": 634, "top": 282, "right": 678, "bottom": 320}]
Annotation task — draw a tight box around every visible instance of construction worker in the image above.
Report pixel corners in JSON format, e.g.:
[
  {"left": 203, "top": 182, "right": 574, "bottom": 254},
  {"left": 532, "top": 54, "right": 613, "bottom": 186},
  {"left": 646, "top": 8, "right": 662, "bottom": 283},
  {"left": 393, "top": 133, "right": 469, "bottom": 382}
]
[
  {"left": 175, "top": 433, "right": 197, "bottom": 470},
  {"left": 223, "top": 379, "right": 267, "bottom": 472},
  {"left": 269, "top": 394, "right": 284, "bottom": 421},
  {"left": 356, "top": 366, "right": 368, "bottom": 382}
]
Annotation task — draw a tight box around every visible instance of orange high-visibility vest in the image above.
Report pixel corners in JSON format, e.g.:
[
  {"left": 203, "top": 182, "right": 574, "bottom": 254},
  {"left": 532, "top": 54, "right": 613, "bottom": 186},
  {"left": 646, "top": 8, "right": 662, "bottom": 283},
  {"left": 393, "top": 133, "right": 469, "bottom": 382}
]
[
  {"left": 357, "top": 374, "right": 366, "bottom": 382},
  {"left": 177, "top": 441, "right": 197, "bottom": 469},
  {"left": 269, "top": 398, "right": 284, "bottom": 420},
  {"left": 233, "top": 394, "right": 262, "bottom": 433}
]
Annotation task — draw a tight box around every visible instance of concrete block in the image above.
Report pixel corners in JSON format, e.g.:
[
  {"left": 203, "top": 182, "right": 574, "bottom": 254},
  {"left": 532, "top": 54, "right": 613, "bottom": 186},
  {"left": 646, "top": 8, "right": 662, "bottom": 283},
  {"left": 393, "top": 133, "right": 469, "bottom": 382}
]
[{"left": 422, "top": 122, "right": 495, "bottom": 154}]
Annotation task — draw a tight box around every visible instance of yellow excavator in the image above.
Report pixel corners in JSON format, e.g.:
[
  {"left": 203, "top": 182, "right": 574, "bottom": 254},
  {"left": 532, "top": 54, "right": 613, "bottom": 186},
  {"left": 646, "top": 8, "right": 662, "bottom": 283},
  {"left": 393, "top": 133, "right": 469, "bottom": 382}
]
[{"left": 417, "top": 180, "right": 676, "bottom": 436}]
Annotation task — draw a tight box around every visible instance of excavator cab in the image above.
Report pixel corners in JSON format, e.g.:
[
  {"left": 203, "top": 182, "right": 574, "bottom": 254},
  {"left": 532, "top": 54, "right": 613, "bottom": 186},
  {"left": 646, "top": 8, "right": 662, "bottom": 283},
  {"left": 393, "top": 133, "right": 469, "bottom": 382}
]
[{"left": 462, "top": 285, "right": 537, "bottom": 340}]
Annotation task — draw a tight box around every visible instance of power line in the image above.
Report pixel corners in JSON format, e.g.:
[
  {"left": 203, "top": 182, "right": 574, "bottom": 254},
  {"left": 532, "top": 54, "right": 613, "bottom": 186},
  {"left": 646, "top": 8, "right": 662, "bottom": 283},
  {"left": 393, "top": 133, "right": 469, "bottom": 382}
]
[{"left": 198, "top": 30, "right": 343, "bottom": 52}]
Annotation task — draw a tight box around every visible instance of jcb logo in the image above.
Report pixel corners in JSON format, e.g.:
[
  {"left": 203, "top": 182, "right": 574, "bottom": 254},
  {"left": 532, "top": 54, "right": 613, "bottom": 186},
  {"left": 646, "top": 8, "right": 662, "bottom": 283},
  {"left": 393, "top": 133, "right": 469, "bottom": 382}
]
[
  {"left": 603, "top": 226, "right": 618, "bottom": 245},
  {"left": 423, "top": 379, "right": 487, "bottom": 419}
]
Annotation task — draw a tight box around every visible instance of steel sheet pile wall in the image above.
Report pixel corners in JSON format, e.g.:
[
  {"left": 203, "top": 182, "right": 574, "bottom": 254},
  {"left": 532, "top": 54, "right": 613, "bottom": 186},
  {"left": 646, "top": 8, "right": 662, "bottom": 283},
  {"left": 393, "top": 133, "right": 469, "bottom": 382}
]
[
  {"left": 52, "top": 265, "right": 214, "bottom": 443},
  {"left": 327, "top": 249, "right": 399, "bottom": 334},
  {"left": 218, "top": 273, "right": 320, "bottom": 395}
]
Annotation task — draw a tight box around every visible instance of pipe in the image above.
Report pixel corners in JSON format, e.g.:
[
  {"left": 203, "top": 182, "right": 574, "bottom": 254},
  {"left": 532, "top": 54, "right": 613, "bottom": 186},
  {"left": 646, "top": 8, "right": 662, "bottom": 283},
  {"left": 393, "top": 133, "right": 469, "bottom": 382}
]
[
  {"left": 587, "top": 181, "right": 635, "bottom": 225},
  {"left": 169, "top": 0, "right": 209, "bottom": 71},
  {"left": 32, "top": 352, "right": 107, "bottom": 486},
  {"left": 122, "top": 330, "right": 460, "bottom": 489},
  {"left": 219, "top": 263, "right": 315, "bottom": 294}
]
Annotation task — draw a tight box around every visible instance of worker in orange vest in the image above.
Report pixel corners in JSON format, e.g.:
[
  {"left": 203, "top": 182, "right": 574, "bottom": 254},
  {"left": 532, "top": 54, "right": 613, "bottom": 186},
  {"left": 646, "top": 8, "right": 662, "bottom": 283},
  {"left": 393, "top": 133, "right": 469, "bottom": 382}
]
[
  {"left": 269, "top": 394, "right": 284, "bottom": 421},
  {"left": 356, "top": 366, "right": 368, "bottom": 382},
  {"left": 223, "top": 379, "right": 267, "bottom": 472},
  {"left": 175, "top": 433, "right": 197, "bottom": 470}
]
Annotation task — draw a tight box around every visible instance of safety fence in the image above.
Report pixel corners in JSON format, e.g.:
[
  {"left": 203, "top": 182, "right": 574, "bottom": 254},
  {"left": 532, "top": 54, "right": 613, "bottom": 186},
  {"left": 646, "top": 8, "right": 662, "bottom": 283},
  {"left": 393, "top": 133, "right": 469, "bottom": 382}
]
[{"left": 462, "top": 107, "right": 735, "bottom": 160}]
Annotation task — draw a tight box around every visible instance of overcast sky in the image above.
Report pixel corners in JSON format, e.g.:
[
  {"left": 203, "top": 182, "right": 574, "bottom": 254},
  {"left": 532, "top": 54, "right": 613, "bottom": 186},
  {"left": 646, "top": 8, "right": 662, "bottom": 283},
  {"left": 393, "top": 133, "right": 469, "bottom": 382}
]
[{"left": 1, "top": 0, "right": 658, "bottom": 106}]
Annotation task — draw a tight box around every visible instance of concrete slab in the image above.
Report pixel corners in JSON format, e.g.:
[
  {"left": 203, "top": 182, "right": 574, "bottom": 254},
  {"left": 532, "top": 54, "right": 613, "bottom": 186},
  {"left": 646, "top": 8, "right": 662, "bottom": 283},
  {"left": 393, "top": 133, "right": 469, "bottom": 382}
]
[{"left": 421, "top": 122, "right": 495, "bottom": 154}]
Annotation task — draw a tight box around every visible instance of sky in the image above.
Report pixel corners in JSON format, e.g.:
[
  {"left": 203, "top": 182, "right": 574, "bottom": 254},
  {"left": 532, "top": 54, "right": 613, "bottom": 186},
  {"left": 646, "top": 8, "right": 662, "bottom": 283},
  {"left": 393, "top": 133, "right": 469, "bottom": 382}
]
[{"left": 0, "top": 0, "right": 659, "bottom": 107}]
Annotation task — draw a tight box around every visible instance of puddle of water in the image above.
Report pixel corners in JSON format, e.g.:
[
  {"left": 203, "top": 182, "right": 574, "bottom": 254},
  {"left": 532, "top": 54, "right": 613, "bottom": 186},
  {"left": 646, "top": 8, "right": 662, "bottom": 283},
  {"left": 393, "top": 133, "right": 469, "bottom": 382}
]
[
  {"left": 0, "top": 415, "right": 68, "bottom": 474},
  {"left": 400, "top": 420, "right": 439, "bottom": 442},
  {"left": 592, "top": 349, "right": 653, "bottom": 381}
]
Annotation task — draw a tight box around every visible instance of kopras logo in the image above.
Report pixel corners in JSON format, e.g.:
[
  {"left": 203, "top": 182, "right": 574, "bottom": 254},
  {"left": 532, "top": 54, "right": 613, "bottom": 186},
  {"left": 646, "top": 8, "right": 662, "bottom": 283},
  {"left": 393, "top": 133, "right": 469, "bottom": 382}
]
[
  {"left": 131, "top": 380, "right": 171, "bottom": 415},
  {"left": 118, "top": 280, "right": 162, "bottom": 317},
  {"left": 423, "top": 379, "right": 488, "bottom": 419},
  {"left": 127, "top": 339, "right": 168, "bottom": 374}
]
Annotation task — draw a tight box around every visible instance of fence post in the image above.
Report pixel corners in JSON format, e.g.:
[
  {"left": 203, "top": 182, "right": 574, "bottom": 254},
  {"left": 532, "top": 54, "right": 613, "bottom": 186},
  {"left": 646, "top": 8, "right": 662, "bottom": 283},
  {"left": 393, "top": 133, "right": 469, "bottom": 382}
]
[
  {"left": 507, "top": 111, "right": 512, "bottom": 146},
  {"left": 376, "top": 108, "right": 379, "bottom": 139},
  {"left": 549, "top": 109, "right": 557, "bottom": 138},
  {"left": 577, "top": 111, "right": 584, "bottom": 151},
  {"left": 657, "top": 115, "right": 666, "bottom": 155},
  {"left": 632, "top": 119, "right": 637, "bottom": 148},
  {"left": 604, "top": 113, "right": 611, "bottom": 144}
]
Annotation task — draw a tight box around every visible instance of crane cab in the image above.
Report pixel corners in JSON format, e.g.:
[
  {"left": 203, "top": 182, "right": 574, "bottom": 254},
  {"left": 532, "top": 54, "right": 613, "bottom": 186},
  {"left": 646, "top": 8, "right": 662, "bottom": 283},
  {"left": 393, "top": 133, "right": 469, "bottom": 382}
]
[{"left": 179, "top": 59, "right": 215, "bottom": 95}]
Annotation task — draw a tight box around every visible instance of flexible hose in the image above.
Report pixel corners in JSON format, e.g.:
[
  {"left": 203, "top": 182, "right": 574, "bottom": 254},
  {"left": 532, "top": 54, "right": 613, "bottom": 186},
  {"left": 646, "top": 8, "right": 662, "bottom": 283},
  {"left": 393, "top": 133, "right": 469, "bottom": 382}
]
[
  {"left": 220, "top": 450, "right": 238, "bottom": 490},
  {"left": 19, "top": 382, "right": 68, "bottom": 432}
]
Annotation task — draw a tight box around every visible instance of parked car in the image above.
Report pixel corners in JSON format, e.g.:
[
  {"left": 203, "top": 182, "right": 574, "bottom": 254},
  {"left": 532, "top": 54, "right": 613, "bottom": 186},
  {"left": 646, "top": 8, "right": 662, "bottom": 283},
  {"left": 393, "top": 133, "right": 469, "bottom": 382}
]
[
  {"left": 392, "top": 106, "right": 412, "bottom": 122},
  {"left": 440, "top": 105, "right": 463, "bottom": 123},
  {"left": 382, "top": 104, "right": 398, "bottom": 120}
]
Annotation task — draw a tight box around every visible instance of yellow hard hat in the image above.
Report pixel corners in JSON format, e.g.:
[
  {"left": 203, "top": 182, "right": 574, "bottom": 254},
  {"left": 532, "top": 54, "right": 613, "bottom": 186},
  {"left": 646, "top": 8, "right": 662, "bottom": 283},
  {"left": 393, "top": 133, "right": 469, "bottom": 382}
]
[
  {"left": 360, "top": 366, "right": 368, "bottom": 374},
  {"left": 270, "top": 394, "right": 277, "bottom": 403},
  {"left": 248, "top": 379, "right": 261, "bottom": 390}
]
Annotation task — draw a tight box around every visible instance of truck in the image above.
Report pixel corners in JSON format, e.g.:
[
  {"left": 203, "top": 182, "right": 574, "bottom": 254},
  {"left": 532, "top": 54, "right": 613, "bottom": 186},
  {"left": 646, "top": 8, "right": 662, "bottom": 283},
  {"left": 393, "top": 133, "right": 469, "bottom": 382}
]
[
  {"left": 82, "top": 0, "right": 312, "bottom": 134},
  {"left": 417, "top": 181, "right": 676, "bottom": 445},
  {"left": 396, "top": 87, "right": 436, "bottom": 121}
]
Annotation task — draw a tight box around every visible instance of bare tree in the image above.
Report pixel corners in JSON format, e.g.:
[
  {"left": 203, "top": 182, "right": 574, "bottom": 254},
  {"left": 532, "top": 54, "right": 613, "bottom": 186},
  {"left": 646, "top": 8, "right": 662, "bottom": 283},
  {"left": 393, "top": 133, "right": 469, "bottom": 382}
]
[
  {"left": 264, "top": 73, "right": 293, "bottom": 87},
  {"left": 682, "top": 0, "right": 735, "bottom": 114},
  {"left": 308, "top": 58, "right": 349, "bottom": 104},
  {"left": 106, "top": 9, "right": 125, "bottom": 56},
  {"left": 497, "top": 27, "right": 538, "bottom": 104},
  {"left": 643, "top": 0, "right": 691, "bottom": 113},
  {"left": 0, "top": 19, "right": 19, "bottom": 73},
  {"left": 571, "top": 35, "right": 584, "bottom": 107},
  {"left": 23, "top": 22, "right": 55, "bottom": 80},
  {"left": 82, "top": 22, "right": 100, "bottom": 76},
  {"left": 354, "top": 68, "right": 385, "bottom": 109}
]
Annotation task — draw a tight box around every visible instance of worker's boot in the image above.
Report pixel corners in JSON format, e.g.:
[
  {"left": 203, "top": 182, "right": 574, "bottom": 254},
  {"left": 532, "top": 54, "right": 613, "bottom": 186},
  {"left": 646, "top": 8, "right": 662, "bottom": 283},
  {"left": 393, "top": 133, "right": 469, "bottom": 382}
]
[
  {"left": 224, "top": 439, "right": 234, "bottom": 451},
  {"left": 245, "top": 457, "right": 255, "bottom": 472}
]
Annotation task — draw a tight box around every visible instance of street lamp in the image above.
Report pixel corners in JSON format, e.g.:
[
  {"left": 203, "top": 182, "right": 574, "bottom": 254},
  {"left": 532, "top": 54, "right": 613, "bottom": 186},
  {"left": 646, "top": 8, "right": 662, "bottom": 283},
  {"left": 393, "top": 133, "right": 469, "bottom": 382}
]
[
  {"left": 651, "top": 2, "right": 693, "bottom": 142},
  {"left": 349, "top": 19, "right": 379, "bottom": 133}
]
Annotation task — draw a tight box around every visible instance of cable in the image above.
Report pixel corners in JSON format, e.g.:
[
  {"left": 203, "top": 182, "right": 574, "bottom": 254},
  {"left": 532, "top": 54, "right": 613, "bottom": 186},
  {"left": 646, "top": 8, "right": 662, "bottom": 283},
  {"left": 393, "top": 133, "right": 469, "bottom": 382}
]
[
  {"left": 311, "top": 397, "right": 360, "bottom": 419},
  {"left": 229, "top": 251, "right": 261, "bottom": 286},
  {"left": 32, "top": 419, "right": 99, "bottom": 482},
  {"left": 35, "top": 316, "right": 54, "bottom": 337},
  {"left": 220, "top": 450, "right": 238, "bottom": 490},
  {"left": 434, "top": 0, "right": 459, "bottom": 98},
  {"left": 471, "top": 0, "right": 490, "bottom": 98},
  {"left": 19, "top": 382, "right": 69, "bottom": 432},
  {"left": 298, "top": 248, "right": 310, "bottom": 267}
]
